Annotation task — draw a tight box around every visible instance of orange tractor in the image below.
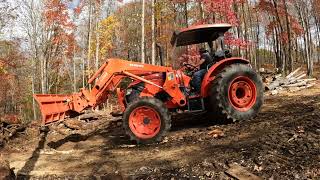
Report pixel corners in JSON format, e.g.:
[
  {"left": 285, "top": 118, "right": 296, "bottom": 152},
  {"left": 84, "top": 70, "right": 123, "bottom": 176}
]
[{"left": 34, "top": 24, "right": 263, "bottom": 144}]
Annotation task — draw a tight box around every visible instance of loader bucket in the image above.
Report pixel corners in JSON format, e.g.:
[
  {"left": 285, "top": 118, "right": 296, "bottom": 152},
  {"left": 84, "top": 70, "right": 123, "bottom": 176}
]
[{"left": 33, "top": 94, "right": 73, "bottom": 125}]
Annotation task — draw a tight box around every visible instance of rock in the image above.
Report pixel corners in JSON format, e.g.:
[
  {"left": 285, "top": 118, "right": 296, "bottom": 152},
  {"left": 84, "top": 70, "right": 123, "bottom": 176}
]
[
  {"left": 253, "top": 164, "right": 263, "bottom": 172},
  {"left": 116, "top": 121, "right": 122, "bottom": 127},
  {"left": 63, "top": 119, "right": 84, "bottom": 130},
  {"left": 137, "top": 166, "right": 153, "bottom": 174},
  {"left": 271, "top": 90, "right": 279, "bottom": 95},
  {"left": 205, "top": 171, "right": 211, "bottom": 177},
  {"left": 161, "top": 137, "right": 169, "bottom": 143},
  {"left": 201, "top": 159, "right": 213, "bottom": 167}
]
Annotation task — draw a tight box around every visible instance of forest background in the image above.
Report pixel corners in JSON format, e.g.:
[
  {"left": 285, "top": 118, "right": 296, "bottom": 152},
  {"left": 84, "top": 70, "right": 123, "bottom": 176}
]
[{"left": 0, "top": 0, "right": 319, "bottom": 121}]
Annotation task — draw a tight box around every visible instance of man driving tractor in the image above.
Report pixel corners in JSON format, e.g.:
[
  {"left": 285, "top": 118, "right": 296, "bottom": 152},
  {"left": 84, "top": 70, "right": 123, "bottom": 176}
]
[
  {"left": 191, "top": 48, "right": 214, "bottom": 93},
  {"left": 34, "top": 23, "right": 264, "bottom": 144}
]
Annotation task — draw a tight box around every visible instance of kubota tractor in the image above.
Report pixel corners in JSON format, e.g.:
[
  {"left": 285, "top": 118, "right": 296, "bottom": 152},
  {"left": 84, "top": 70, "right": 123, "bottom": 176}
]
[{"left": 34, "top": 24, "right": 263, "bottom": 144}]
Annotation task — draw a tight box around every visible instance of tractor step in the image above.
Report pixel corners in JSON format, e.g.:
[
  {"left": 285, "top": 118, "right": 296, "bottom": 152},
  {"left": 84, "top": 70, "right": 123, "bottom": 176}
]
[
  {"left": 187, "top": 97, "right": 205, "bottom": 112},
  {"left": 184, "top": 109, "right": 205, "bottom": 113}
]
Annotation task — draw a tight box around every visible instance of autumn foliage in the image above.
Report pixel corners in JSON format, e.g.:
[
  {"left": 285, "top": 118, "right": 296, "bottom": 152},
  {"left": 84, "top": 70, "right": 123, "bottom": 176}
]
[
  {"left": 257, "top": 0, "right": 304, "bottom": 43},
  {"left": 44, "top": 0, "right": 76, "bottom": 58}
]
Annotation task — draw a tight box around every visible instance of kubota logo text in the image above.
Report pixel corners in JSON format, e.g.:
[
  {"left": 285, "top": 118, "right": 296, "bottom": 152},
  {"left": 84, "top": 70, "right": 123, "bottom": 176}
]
[{"left": 129, "top": 64, "right": 144, "bottom": 68}]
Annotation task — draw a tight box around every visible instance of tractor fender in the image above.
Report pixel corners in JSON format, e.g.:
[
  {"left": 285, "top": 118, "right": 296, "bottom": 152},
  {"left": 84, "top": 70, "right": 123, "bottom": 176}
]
[{"left": 201, "top": 57, "right": 250, "bottom": 97}]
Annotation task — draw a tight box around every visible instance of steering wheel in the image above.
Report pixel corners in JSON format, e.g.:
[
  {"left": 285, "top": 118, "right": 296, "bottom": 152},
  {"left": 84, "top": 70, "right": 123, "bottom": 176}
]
[
  {"left": 180, "top": 63, "right": 199, "bottom": 77},
  {"left": 183, "top": 63, "right": 199, "bottom": 72}
]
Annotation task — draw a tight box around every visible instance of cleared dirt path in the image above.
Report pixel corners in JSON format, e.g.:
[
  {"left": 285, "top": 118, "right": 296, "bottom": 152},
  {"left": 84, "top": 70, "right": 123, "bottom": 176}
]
[{"left": 1, "top": 83, "right": 320, "bottom": 179}]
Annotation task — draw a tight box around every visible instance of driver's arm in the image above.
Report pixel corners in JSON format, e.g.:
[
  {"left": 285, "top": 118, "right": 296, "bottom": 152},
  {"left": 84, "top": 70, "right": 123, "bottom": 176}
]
[{"left": 195, "top": 59, "right": 205, "bottom": 67}]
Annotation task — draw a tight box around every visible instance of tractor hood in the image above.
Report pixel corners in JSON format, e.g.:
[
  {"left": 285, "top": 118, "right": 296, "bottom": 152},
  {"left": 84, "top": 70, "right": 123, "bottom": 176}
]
[{"left": 171, "top": 23, "right": 232, "bottom": 47}]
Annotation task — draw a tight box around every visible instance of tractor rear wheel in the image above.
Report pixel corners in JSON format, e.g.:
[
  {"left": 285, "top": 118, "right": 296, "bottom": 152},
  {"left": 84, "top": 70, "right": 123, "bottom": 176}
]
[
  {"left": 123, "top": 97, "right": 171, "bottom": 144},
  {"left": 208, "top": 63, "right": 263, "bottom": 122}
]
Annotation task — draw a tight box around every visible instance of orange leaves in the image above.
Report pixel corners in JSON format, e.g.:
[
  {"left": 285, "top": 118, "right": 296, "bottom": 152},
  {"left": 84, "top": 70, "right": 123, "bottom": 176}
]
[
  {"left": 43, "top": 0, "right": 74, "bottom": 29},
  {"left": 0, "top": 41, "right": 26, "bottom": 111},
  {"left": 74, "top": 5, "right": 82, "bottom": 15},
  {"left": 257, "top": 0, "right": 303, "bottom": 43},
  {"left": 202, "top": 0, "right": 239, "bottom": 25},
  {"left": 43, "top": 0, "right": 77, "bottom": 59},
  {"left": 225, "top": 32, "right": 251, "bottom": 49},
  {"left": 177, "top": 46, "right": 201, "bottom": 66}
]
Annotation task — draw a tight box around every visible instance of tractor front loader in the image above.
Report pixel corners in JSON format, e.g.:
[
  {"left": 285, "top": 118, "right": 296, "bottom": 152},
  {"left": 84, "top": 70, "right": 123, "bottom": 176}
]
[{"left": 34, "top": 23, "right": 264, "bottom": 144}]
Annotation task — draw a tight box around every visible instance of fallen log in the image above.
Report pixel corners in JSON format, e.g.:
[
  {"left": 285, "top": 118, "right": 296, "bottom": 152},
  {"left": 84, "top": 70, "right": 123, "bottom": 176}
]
[
  {"left": 289, "top": 83, "right": 316, "bottom": 92},
  {"left": 297, "top": 78, "right": 317, "bottom": 83},
  {"left": 226, "top": 163, "right": 262, "bottom": 180},
  {"left": 282, "top": 81, "right": 307, "bottom": 88},
  {"left": 286, "top": 68, "right": 301, "bottom": 79},
  {"left": 0, "top": 123, "right": 26, "bottom": 146},
  {"left": 295, "top": 73, "right": 307, "bottom": 80},
  {"left": 265, "top": 78, "right": 285, "bottom": 90},
  {"left": 208, "top": 129, "right": 224, "bottom": 138}
]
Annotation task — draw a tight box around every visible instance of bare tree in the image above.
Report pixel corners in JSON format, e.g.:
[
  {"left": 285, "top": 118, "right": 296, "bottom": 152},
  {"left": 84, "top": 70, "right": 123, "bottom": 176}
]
[
  {"left": 141, "top": 0, "right": 146, "bottom": 63},
  {"left": 151, "top": 0, "right": 156, "bottom": 65}
]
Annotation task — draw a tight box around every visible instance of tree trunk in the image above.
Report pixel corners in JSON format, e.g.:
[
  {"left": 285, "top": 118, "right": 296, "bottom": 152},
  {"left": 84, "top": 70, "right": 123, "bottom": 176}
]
[
  {"left": 31, "top": 61, "right": 37, "bottom": 120},
  {"left": 184, "top": 0, "right": 188, "bottom": 27},
  {"left": 73, "top": 46, "right": 77, "bottom": 92},
  {"left": 95, "top": 21, "right": 100, "bottom": 71},
  {"left": 283, "top": 0, "right": 293, "bottom": 73},
  {"left": 272, "top": 0, "right": 285, "bottom": 73},
  {"left": 198, "top": 1, "right": 204, "bottom": 21},
  {"left": 151, "top": 0, "right": 156, "bottom": 65},
  {"left": 87, "top": 0, "right": 93, "bottom": 89},
  {"left": 141, "top": 0, "right": 145, "bottom": 63}
]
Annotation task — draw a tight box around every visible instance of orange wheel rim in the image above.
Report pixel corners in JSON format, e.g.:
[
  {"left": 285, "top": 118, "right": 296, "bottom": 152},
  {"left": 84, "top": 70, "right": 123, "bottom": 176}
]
[
  {"left": 228, "top": 76, "right": 257, "bottom": 112},
  {"left": 129, "top": 106, "right": 161, "bottom": 139}
]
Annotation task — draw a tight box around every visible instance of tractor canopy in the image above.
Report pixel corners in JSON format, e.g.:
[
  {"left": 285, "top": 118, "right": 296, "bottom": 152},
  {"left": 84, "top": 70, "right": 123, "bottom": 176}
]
[{"left": 171, "top": 23, "right": 232, "bottom": 47}]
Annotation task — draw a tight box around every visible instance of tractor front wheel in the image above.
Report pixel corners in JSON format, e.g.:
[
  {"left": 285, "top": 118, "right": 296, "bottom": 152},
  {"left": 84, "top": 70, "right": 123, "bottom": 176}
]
[
  {"left": 123, "top": 97, "right": 171, "bottom": 144},
  {"left": 209, "top": 63, "right": 263, "bottom": 122}
]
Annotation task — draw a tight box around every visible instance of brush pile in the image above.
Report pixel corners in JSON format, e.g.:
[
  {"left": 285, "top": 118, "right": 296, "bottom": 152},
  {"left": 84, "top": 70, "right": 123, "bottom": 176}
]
[
  {"left": 0, "top": 115, "right": 26, "bottom": 147},
  {"left": 263, "top": 68, "right": 317, "bottom": 95}
]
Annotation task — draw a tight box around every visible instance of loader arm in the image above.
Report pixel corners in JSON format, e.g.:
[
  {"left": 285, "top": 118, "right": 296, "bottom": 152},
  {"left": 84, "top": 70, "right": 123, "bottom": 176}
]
[{"left": 34, "top": 59, "right": 184, "bottom": 125}]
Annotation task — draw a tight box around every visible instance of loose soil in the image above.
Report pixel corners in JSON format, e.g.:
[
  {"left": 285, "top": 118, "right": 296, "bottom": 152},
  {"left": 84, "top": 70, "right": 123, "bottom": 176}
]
[{"left": 1, "top": 83, "right": 320, "bottom": 179}]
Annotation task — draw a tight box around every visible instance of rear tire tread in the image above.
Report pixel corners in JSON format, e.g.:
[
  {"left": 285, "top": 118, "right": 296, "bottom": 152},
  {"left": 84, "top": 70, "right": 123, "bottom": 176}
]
[{"left": 208, "top": 63, "right": 263, "bottom": 122}]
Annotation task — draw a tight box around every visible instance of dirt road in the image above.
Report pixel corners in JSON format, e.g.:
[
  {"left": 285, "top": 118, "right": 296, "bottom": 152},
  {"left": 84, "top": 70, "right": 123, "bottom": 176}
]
[{"left": 1, "top": 84, "right": 320, "bottom": 179}]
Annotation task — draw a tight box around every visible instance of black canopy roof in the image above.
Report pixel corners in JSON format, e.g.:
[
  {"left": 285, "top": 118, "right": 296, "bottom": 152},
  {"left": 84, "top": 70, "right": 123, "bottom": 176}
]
[{"left": 170, "top": 24, "right": 232, "bottom": 47}]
